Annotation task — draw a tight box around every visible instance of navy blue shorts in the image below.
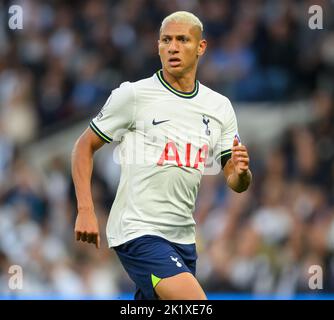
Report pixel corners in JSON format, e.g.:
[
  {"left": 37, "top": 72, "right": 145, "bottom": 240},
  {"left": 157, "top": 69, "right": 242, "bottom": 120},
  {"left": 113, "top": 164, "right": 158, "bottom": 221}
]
[{"left": 113, "top": 235, "right": 197, "bottom": 300}]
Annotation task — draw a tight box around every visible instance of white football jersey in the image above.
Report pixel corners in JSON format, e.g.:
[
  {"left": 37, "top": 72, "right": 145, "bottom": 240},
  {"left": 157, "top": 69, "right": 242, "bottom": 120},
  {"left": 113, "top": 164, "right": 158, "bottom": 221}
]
[{"left": 90, "top": 70, "right": 239, "bottom": 247}]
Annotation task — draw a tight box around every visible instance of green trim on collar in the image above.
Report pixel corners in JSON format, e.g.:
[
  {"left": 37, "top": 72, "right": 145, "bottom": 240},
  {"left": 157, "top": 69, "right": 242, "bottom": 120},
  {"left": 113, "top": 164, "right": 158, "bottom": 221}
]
[{"left": 156, "top": 70, "right": 199, "bottom": 99}]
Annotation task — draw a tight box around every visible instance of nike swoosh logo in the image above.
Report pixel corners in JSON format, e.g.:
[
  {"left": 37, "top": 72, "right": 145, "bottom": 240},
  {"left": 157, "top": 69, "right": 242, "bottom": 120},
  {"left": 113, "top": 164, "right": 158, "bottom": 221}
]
[{"left": 152, "top": 119, "right": 170, "bottom": 125}]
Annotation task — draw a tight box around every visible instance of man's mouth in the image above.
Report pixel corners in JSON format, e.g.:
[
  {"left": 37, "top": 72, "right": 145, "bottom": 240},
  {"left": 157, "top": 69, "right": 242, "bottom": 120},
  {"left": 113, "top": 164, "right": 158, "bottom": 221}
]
[{"left": 168, "top": 57, "right": 181, "bottom": 66}]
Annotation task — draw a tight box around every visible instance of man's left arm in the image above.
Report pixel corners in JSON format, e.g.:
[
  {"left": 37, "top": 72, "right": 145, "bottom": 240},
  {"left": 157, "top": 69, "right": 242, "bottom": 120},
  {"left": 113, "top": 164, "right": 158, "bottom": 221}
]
[{"left": 223, "top": 137, "right": 252, "bottom": 193}]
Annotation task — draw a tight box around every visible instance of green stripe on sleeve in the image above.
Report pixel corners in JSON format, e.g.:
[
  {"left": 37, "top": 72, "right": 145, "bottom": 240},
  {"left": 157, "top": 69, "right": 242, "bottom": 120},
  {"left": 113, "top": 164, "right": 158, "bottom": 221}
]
[
  {"left": 216, "top": 149, "right": 232, "bottom": 161},
  {"left": 89, "top": 121, "right": 112, "bottom": 143},
  {"left": 216, "top": 149, "right": 232, "bottom": 169}
]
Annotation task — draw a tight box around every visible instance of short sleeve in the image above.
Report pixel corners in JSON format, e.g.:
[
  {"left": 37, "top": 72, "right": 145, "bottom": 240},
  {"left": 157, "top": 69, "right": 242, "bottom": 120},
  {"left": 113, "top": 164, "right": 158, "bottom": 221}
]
[
  {"left": 214, "top": 98, "right": 239, "bottom": 168},
  {"left": 90, "top": 82, "right": 136, "bottom": 142}
]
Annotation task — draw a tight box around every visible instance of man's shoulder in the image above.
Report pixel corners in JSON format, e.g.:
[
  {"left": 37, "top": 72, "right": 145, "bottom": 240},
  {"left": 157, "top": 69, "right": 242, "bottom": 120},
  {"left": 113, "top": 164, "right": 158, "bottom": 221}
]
[
  {"left": 199, "top": 82, "right": 232, "bottom": 107},
  {"left": 114, "top": 74, "right": 157, "bottom": 99},
  {"left": 130, "top": 74, "right": 157, "bottom": 90}
]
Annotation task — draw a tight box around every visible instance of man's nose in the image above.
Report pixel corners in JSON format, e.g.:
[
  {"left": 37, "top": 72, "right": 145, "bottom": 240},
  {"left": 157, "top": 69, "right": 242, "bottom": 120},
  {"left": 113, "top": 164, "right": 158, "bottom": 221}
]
[{"left": 168, "top": 39, "right": 179, "bottom": 53}]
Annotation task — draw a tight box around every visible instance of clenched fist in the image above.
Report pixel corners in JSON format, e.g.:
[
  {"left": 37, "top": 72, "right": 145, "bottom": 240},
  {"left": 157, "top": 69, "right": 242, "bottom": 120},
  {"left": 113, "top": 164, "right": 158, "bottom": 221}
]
[{"left": 74, "top": 209, "right": 100, "bottom": 249}]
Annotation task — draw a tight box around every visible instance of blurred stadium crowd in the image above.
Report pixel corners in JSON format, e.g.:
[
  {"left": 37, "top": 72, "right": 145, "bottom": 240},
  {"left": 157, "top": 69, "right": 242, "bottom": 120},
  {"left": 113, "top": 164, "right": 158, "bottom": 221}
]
[{"left": 0, "top": 0, "right": 334, "bottom": 297}]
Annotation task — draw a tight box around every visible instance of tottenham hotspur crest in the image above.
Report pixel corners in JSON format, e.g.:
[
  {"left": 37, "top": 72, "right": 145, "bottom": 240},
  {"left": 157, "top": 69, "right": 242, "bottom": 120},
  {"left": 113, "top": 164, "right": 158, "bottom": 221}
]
[{"left": 202, "top": 115, "right": 211, "bottom": 136}]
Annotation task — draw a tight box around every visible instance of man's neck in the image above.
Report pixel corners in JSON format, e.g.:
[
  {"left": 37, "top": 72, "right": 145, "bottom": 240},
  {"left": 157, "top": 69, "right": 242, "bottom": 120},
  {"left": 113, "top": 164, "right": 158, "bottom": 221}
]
[{"left": 162, "top": 69, "right": 197, "bottom": 92}]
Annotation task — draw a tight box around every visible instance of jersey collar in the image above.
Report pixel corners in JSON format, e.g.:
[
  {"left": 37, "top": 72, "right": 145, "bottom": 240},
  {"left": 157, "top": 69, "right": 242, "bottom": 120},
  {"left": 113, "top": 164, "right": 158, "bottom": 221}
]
[{"left": 156, "top": 69, "right": 199, "bottom": 99}]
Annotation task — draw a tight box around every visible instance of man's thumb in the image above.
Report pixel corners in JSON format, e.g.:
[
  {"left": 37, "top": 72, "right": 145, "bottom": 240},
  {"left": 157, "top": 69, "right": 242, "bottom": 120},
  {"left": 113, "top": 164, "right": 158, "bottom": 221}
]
[{"left": 233, "top": 137, "right": 239, "bottom": 146}]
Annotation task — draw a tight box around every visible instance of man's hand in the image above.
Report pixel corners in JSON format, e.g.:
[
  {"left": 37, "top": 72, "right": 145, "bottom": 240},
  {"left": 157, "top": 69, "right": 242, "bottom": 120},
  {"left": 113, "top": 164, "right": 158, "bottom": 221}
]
[
  {"left": 223, "top": 137, "right": 252, "bottom": 193},
  {"left": 74, "top": 209, "right": 100, "bottom": 249},
  {"left": 231, "top": 137, "right": 250, "bottom": 176}
]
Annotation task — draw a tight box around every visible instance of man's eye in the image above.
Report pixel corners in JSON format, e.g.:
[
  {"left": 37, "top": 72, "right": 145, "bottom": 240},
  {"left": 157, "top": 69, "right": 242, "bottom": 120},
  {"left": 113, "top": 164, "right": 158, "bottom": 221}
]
[{"left": 163, "top": 38, "right": 170, "bottom": 43}]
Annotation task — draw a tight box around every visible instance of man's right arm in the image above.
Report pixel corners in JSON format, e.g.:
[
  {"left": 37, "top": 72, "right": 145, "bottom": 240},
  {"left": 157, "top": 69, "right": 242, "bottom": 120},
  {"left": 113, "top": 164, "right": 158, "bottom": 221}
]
[{"left": 71, "top": 127, "right": 105, "bottom": 248}]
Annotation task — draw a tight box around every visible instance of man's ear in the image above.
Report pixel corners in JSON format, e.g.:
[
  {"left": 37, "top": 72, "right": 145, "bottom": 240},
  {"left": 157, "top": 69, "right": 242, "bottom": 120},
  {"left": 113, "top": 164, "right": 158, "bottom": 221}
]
[{"left": 198, "top": 39, "right": 207, "bottom": 57}]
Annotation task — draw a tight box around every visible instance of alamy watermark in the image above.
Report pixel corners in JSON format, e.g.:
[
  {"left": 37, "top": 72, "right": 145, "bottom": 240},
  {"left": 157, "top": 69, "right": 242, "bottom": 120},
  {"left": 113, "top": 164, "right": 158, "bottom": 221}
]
[
  {"left": 308, "top": 265, "right": 323, "bottom": 290},
  {"left": 3, "top": 263, "right": 326, "bottom": 292},
  {"left": 6, "top": 4, "right": 325, "bottom": 31},
  {"left": 8, "top": 265, "right": 23, "bottom": 290},
  {"left": 7, "top": 4, "right": 324, "bottom": 31},
  {"left": 97, "top": 119, "right": 223, "bottom": 176},
  {"left": 308, "top": 5, "right": 323, "bottom": 30},
  {"left": 8, "top": 5, "right": 23, "bottom": 30}
]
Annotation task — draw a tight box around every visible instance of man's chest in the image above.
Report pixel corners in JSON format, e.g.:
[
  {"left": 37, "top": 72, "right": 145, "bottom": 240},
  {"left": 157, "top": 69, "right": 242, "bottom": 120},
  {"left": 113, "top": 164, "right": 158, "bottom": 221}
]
[
  {"left": 135, "top": 97, "right": 222, "bottom": 147},
  {"left": 129, "top": 96, "right": 223, "bottom": 170}
]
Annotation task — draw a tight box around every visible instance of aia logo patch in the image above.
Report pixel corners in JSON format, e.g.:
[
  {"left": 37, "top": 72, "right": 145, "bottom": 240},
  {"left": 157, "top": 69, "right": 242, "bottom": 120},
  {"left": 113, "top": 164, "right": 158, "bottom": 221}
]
[{"left": 157, "top": 141, "right": 208, "bottom": 169}]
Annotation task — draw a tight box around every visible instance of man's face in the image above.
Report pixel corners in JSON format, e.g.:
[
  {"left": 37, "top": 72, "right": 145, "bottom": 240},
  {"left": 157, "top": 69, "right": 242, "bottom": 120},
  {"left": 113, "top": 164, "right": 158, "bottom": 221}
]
[{"left": 158, "top": 22, "right": 207, "bottom": 76}]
